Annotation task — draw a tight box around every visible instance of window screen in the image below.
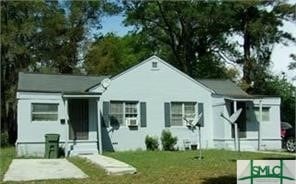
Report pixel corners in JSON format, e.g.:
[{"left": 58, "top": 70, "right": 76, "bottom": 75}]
[
  {"left": 125, "top": 102, "right": 137, "bottom": 118},
  {"left": 171, "top": 102, "right": 196, "bottom": 126},
  {"left": 32, "top": 103, "right": 58, "bottom": 121},
  {"left": 110, "top": 102, "right": 124, "bottom": 125},
  {"left": 171, "top": 102, "right": 183, "bottom": 126},
  {"left": 254, "top": 107, "right": 270, "bottom": 121},
  {"left": 184, "top": 102, "right": 195, "bottom": 121}
]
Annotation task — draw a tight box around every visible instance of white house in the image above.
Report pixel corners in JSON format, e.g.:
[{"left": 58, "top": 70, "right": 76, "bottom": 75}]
[{"left": 16, "top": 56, "right": 282, "bottom": 156}]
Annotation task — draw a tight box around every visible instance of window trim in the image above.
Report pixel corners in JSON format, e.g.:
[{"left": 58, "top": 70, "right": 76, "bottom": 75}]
[
  {"left": 110, "top": 101, "right": 139, "bottom": 126},
  {"left": 170, "top": 102, "right": 197, "bottom": 127},
  {"left": 31, "top": 103, "right": 59, "bottom": 122}
]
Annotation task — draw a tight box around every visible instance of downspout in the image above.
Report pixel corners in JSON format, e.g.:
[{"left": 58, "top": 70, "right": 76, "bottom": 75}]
[
  {"left": 258, "top": 99, "right": 262, "bottom": 151},
  {"left": 63, "top": 98, "right": 69, "bottom": 157},
  {"left": 97, "top": 99, "right": 102, "bottom": 154},
  {"left": 233, "top": 100, "right": 239, "bottom": 151}
]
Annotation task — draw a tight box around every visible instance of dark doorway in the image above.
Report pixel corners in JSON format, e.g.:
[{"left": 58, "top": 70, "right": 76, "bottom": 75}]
[
  {"left": 68, "top": 99, "right": 89, "bottom": 140},
  {"left": 230, "top": 101, "right": 247, "bottom": 138}
]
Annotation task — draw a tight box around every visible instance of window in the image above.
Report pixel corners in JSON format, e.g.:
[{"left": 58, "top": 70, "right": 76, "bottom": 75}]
[
  {"left": 152, "top": 61, "right": 158, "bottom": 68},
  {"left": 171, "top": 102, "right": 196, "bottom": 126},
  {"left": 171, "top": 103, "right": 183, "bottom": 126},
  {"left": 110, "top": 101, "right": 138, "bottom": 126},
  {"left": 32, "top": 103, "right": 58, "bottom": 121},
  {"left": 110, "top": 102, "right": 124, "bottom": 125},
  {"left": 125, "top": 102, "right": 137, "bottom": 119},
  {"left": 184, "top": 102, "right": 195, "bottom": 121},
  {"left": 254, "top": 107, "right": 270, "bottom": 121}
]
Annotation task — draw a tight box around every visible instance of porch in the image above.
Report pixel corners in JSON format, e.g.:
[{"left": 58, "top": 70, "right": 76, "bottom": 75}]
[{"left": 62, "top": 93, "right": 102, "bottom": 156}]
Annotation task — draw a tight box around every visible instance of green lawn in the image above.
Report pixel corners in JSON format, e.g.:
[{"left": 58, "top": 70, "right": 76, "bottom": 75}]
[
  {"left": 0, "top": 147, "right": 15, "bottom": 181},
  {"left": 0, "top": 147, "right": 295, "bottom": 184}
]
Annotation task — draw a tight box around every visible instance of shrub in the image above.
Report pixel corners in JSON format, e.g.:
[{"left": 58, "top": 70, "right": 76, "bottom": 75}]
[
  {"left": 161, "top": 129, "right": 177, "bottom": 151},
  {"left": 145, "top": 135, "right": 159, "bottom": 151},
  {"left": 1, "top": 132, "right": 9, "bottom": 147}
]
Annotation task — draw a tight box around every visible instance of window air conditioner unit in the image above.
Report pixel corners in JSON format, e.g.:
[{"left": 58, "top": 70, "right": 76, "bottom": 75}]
[{"left": 126, "top": 118, "right": 138, "bottom": 126}]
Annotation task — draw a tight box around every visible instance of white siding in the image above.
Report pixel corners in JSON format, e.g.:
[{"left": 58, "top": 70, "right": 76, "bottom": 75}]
[
  {"left": 16, "top": 92, "right": 99, "bottom": 156},
  {"left": 212, "top": 96, "right": 281, "bottom": 151},
  {"left": 96, "top": 57, "right": 214, "bottom": 151},
  {"left": 17, "top": 92, "right": 66, "bottom": 143}
]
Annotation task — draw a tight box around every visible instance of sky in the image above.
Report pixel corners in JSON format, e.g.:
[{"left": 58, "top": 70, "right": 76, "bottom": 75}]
[{"left": 100, "top": 14, "right": 296, "bottom": 83}]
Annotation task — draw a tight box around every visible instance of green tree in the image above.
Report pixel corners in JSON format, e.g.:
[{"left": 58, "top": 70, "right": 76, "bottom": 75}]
[
  {"left": 1, "top": 1, "right": 46, "bottom": 141},
  {"left": 229, "top": 1, "right": 296, "bottom": 92},
  {"left": 34, "top": 0, "right": 120, "bottom": 74},
  {"left": 288, "top": 54, "right": 296, "bottom": 70},
  {"left": 84, "top": 33, "right": 152, "bottom": 75},
  {"left": 123, "top": 1, "right": 237, "bottom": 79},
  {"left": 262, "top": 75, "right": 295, "bottom": 125},
  {"left": 0, "top": 0, "right": 120, "bottom": 143}
]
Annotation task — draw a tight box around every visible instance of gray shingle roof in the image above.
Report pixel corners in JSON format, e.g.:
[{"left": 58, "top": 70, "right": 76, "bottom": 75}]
[
  {"left": 197, "top": 79, "right": 250, "bottom": 98},
  {"left": 18, "top": 72, "right": 109, "bottom": 93}
]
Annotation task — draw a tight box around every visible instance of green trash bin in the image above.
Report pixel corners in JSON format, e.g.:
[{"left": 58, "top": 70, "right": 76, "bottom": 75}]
[{"left": 45, "top": 134, "right": 60, "bottom": 158}]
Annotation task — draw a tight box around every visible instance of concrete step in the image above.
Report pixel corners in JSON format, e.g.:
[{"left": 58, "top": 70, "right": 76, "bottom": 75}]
[
  {"left": 79, "top": 155, "right": 137, "bottom": 175},
  {"left": 70, "top": 149, "right": 98, "bottom": 156},
  {"left": 69, "top": 143, "right": 98, "bottom": 156},
  {"left": 107, "top": 167, "right": 137, "bottom": 175}
]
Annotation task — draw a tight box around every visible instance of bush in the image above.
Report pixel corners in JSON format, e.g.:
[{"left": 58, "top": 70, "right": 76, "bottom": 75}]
[
  {"left": 1, "top": 132, "right": 9, "bottom": 147},
  {"left": 161, "top": 129, "right": 177, "bottom": 151},
  {"left": 145, "top": 135, "right": 159, "bottom": 151}
]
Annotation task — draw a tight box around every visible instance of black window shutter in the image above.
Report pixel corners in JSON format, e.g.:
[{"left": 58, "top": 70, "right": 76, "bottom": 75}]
[
  {"left": 164, "top": 102, "right": 171, "bottom": 127},
  {"left": 140, "top": 102, "right": 147, "bottom": 127},
  {"left": 102, "top": 101, "right": 110, "bottom": 127},
  {"left": 198, "top": 103, "right": 204, "bottom": 127}
]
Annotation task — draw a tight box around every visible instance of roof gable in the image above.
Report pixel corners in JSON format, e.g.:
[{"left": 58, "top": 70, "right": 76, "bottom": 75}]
[{"left": 110, "top": 55, "right": 215, "bottom": 93}]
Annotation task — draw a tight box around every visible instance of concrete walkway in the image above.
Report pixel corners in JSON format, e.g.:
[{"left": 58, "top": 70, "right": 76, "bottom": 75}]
[
  {"left": 79, "top": 154, "right": 137, "bottom": 175},
  {"left": 3, "top": 159, "right": 87, "bottom": 182},
  {"left": 252, "top": 150, "right": 296, "bottom": 156}
]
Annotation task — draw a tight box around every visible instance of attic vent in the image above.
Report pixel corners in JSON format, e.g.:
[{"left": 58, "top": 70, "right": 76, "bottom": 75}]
[{"left": 152, "top": 61, "right": 158, "bottom": 68}]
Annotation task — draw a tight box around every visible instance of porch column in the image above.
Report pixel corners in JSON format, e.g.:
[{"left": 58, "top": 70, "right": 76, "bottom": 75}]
[
  {"left": 97, "top": 99, "right": 103, "bottom": 154},
  {"left": 63, "top": 98, "right": 69, "bottom": 157},
  {"left": 233, "top": 100, "right": 239, "bottom": 151},
  {"left": 258, "top": 99, "right": 263, "bottom": 151}
]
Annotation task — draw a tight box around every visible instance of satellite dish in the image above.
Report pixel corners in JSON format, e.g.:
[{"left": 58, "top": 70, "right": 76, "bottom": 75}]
[
  {"left": 101, "top": 78, "right": 111, "bottom": 89},
  {"left": 229, "top": 108, "right": 242, "bottom": 123},
  {"left": 192, "top": 113, "right": 203, "bottom": 127},
  {"left": 183, "top": 112, "right": 204, "bottom": 160},
  {"left": 220, "top": 107, "right": 243, "bottom": 152},
  {"left": 220, "top": 108, "right": 242, "bottom": 124},
  {"left": 183, "top": 112, "right": 203, "bottom": 128}
]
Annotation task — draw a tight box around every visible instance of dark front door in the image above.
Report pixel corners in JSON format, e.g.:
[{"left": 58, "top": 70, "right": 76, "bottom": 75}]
[
  {"left": 68, "top": 99, "right": 89, "bottom": 140},
  {"left": 230, "top": 101, "right": 247, "bottom": 138}
]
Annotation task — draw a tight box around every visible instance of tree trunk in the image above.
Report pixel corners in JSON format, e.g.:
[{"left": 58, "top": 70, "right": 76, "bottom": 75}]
[
  {"left": 242, "top": 30, "right": 252, "bottom": 86},
  {"left": 242, "top": 8, "right": 253, "bottom": 90}
]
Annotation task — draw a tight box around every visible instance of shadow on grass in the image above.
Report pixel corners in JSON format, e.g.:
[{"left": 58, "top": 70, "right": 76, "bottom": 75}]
[
  {"left": 201, "top": 175, "right": 236, "bottom": 184},
  {"left": 193, "top": 156, "right": 205, "bottom": 160}
]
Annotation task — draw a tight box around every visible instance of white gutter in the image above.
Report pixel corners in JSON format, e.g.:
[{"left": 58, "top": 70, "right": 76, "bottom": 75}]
[{"left": 258, "top": 99, "right": 263, "bottom": 151}]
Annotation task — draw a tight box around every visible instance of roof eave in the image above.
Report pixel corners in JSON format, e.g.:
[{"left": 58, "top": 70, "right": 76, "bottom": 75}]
[{"left": 17, "top": 89, "right": 102, "bottom": 95}]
